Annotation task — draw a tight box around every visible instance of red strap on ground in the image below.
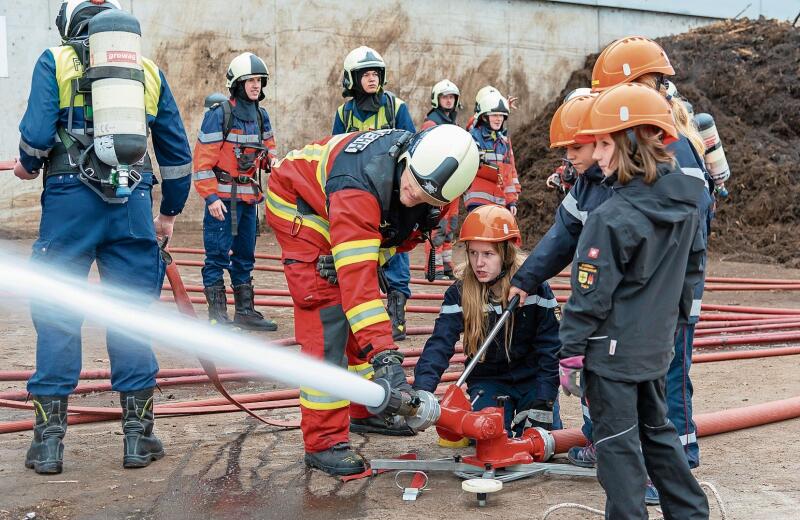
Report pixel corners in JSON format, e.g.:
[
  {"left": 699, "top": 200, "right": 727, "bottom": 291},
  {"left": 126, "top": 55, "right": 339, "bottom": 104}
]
[
  {"left": 409, "top": 471, "right": 426, "bottom": 490},
  {"left": 165, "top": 260, "right": 300, "bottom": 429},
  {"left": 340, "top": 453, "right": 419, "bottom": 482}
]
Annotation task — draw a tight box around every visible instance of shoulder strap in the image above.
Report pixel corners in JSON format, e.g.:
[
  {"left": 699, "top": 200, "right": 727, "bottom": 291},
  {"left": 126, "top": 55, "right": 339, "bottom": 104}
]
[
  {"left": 343, "top": 101, "right": 354, "bottom": 132},
  {"left": 384, "top": 91, "right": 397, "bottom": 129},
  {"left": 221, "top": 100, "right": 234, "bottom": 141},
  {"left": 257, "top": 106, "right": 265, "bottom": 136}
]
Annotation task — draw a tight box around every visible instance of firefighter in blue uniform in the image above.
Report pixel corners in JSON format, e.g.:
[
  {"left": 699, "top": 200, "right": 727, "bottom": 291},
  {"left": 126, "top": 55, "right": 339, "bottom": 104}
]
[
  {"left": 14, "top": 0, "right": 192, "bottom": 474},
  {"left": 332, "top": 46, "right": 417, "bottom": 341}
]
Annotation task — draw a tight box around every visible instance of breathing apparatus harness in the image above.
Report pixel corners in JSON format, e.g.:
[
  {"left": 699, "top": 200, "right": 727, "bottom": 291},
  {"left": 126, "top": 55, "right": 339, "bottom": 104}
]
[
  {"left": 207, "top": 98, "right": 269, "bottom": 236},
  {"left": 49, "top": 36, "right": 146, "bottom": 204}
]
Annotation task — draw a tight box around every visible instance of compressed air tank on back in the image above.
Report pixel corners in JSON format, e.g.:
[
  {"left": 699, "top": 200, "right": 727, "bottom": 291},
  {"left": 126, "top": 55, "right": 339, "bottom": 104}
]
[
  {"left": 695, "top": 113, "right": 730, "bottom": 197},
  {"left": 204, "top": 92, "right": 228, "bottom": 111},
  {"left": 88, "top": 9, "right": 147, "bottom": 197}
]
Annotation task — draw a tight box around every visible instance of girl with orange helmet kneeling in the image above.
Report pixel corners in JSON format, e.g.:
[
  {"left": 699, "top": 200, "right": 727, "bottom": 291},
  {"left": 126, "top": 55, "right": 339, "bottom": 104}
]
[
  {"left": 413, "top": 205, "right": 562, "bottom": 438},
  {"left": 558, "top": 83, "right": 709, "bottom": 519}
]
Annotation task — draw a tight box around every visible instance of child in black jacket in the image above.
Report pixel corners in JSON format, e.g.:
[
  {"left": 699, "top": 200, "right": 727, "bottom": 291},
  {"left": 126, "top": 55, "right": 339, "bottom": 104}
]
[{"left": 558, "top": 83, "right": 709, "bottom": 520}]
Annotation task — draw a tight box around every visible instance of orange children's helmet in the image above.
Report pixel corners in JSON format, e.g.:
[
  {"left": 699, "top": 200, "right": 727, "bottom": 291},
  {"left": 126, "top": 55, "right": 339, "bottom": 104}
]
[
  {"left": 459, "top": 205, "right": 521, "bottom": 245},
  {"left": 576, "top": 83, "right": 678, "bottom": 144},
  {"left": 591, "top": 36, "right": 675, "bottom": 92},
  {"left": 550, "top": 93, "right": 598, "bottom": 148}
]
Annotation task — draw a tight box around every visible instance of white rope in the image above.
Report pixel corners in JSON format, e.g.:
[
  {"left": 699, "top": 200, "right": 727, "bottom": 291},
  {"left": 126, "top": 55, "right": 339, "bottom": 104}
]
[
  {"left": 541, "top": 481, "right": 726, "bottom": 520},
  {"left": 541, "top": 503, "right": 604, "bottom": 519},
  {"left": 699, "top": 481, "right": 728, "bottom": 520}
]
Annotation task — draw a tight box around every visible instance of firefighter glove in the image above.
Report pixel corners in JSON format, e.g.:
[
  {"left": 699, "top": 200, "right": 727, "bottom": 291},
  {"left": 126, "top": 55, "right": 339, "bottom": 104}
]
[{"left": 316, "top": 255, "right": 338, "bottom": 285}]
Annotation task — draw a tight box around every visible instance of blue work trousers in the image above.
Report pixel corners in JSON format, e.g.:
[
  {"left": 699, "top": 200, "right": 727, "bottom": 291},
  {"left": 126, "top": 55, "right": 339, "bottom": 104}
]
[
  {"left": 201, "top": 199, "right": 257, "bottom": 287},
  {"left": 667, "top": 324, "right": 700, "bottom": 468},
  {"left": 27, "top": 174, "right": 161, "bottom": 396},
  {"left": 384, "top": 252, "right": 411, "bottom": 298},
  {"left": 467, "top": 380, "right": 562, "bottom": 437}
]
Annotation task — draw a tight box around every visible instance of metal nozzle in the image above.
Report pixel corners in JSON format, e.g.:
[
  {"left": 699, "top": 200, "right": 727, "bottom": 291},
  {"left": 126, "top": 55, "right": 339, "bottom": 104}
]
[{"left": 405, "top": 390, "right": 441, "bottom": 432}]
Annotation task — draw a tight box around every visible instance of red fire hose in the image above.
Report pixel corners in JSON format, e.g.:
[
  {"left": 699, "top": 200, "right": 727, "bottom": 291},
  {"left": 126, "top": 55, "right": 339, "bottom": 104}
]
[
  {"left": 550, "top": 396, "right": 800, "bottom": 454},
  {"left": 695, "top": 321, "right": 800, "bottom": 336},
  {"left": 161, "top": 284, "right": 448, "bottom": 301},
  {"left": 165, "top": 248, "right": 800, "bottom": 286}
]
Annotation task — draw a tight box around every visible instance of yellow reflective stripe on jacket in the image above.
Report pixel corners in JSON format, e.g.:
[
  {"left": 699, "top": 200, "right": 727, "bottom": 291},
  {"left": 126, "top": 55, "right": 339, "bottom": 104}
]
[
  {"left": 346, "top": 299, "right": 389, "bottom": 333},
  {"left": 316, "top": 134, "right": 350, "bottom": 193},
  {"left": 265, "top": 188, "right": 330, "bottom": 241},
  {"left": 348, "top": 362, "right": 375, "bottom": 380},
  {"left": 378, "top": 247, "right": 396, "bottom": 267},
  {"left": 50, "top": 46, "right": 84, "bottom": 109},
  {"left": 331, "top": 239, "right": 380, "bottom": 269},
  {"left": 141, "top": 57, "right": 161, "bottom": 117},
  {"left": 299, "top": 387, "right": 349, "bottom": 410},
  {"left": 280, "top": 134, "right": 350, "bottom": 198},
  {"left": 337, "top": 99, "right": 405, "bottom": 131},
  {"left": 50, "top": 46, "right": 161, "bottom": 118}
]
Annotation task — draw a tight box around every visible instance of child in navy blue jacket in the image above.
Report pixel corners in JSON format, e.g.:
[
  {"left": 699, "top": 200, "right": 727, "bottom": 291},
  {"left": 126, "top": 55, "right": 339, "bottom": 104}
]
[{"left": 412, "top": 205, "right": 562, "bottom": 438}]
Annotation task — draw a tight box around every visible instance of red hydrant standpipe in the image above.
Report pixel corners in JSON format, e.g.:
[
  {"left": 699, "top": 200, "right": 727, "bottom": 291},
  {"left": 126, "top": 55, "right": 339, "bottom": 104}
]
[{"left": 403, "top": 294, "right": 555, "bottom": 468}]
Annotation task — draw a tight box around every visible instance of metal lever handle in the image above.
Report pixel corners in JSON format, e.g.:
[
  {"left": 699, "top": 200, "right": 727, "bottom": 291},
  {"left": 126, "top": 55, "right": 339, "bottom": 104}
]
[{"left": 456, "top": 294, "right": 520, "bottom": 387}]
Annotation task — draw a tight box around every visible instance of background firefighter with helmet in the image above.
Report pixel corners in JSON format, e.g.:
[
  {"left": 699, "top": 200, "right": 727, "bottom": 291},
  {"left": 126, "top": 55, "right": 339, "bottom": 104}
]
[
  {"left": 332, "top": 45, "right": 416, "bottom": 343},
  {"left": 14, "top": 0, "right": 193, "bottom": 474},
  {"left": 465, "top": 88, "right": 521, "bottom": 214},
  {"left": 266, "top": 124, "right": 479, "bottom": 476},
  {"left": 422, "top": 79, "right": 461, "bottom": 280},
  {"left": 192, "top": 52, "right": 278, "bottom": 332}
]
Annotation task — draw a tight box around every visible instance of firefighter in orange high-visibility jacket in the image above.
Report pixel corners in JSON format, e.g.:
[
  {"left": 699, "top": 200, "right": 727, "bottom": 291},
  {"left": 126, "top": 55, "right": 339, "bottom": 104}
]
[
  {"left": 193, "top": 52, "right": 278, "bottom": 331},
  {"left": 266, "top": 125, "right": 479, "bottom": 476},
  {"left": 422, "top": 79, "right": 461, "bottom": 279},
  {"left": 465, "top": 88, "right": 520, "bottom": 213}
]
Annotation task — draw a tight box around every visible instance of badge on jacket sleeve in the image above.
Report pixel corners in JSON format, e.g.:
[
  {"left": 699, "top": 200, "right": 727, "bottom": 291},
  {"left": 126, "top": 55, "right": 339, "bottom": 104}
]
[{"left": 576, "top": 262, "right": 598, "bottom": 291}]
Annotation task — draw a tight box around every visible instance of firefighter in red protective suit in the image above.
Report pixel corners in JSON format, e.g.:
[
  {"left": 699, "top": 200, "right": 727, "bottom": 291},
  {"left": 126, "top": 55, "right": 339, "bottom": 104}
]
[
  {"left": 422, "top": 79, "right": 461, "bottom": 279},
  {"left": 465, "top": 88, "right": 520, "bottom": 214},
  {"left": 266, "top": 125, "right": 479, "bottom": 476}
]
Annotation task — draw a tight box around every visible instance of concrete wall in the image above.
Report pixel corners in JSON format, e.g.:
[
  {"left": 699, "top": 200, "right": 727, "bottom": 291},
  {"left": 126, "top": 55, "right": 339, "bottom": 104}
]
[{"left": 0, "top": 0, "right": 737, "bottom": 234}]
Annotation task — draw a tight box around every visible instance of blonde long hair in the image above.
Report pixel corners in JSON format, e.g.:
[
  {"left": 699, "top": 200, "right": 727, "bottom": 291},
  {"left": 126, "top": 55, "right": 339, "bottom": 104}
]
[
  {"left": 636, "top": 73, "right": 706, "bottom": 156},
  {"left": 612, "top": 125, "right": 675, "bottom": 185},
  {"left": 460, "top": 240, "right": 524, "bottom": 359}
]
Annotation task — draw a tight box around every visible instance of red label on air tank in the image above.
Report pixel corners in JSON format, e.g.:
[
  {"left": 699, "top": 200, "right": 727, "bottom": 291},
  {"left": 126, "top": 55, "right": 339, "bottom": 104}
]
[{"left": 106, "top": 51, "right": 138, "bottom": 64}]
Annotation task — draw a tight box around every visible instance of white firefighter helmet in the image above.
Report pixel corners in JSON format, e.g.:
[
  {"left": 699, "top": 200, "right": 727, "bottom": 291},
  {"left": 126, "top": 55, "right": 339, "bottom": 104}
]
[
  {"left": 398, "top": 125, "right": 479, "bottom": 205},
  {"left": 431, "top": 79, "right": 460, "bottom": 108},
  {"left": 475, "top": 89, "right": 510, "bottom": 119},
  {"left": 564, "top": 87, "right": 593, "bottom": 103},
  {"left": 226, "top": 52, "right": 270, "bottom": 89},
  {"left": 473, "top": 85, "right": 500, "bottom": 114},
  {"left": 342, "top": 46, "right": 386, "bottom": 95},
  {"left": 56, "top": 0, "right": 121, "bottom": 40}
]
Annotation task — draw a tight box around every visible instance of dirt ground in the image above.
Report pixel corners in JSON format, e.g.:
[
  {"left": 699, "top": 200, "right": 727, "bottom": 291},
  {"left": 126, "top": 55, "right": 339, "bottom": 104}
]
[{"left": 1, "top": 233, "right": 799, "bottom": 520}]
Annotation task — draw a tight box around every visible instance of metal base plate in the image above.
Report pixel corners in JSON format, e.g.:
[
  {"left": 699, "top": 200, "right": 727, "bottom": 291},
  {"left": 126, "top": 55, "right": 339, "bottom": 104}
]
[{"left": 370, "top": 457, "right": 596, "bottom": 483}]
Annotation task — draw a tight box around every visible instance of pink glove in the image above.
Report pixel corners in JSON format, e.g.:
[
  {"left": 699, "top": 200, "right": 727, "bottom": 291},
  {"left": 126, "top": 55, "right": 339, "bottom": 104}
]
[{"left": 559, "top": 356, "right": 585, "bottom": 397}]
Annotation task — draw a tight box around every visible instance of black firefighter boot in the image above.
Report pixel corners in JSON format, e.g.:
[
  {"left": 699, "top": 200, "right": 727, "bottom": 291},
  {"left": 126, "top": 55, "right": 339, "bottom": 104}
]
[
  {"left": 387, "top": 291, "right": 408, "bottom": 341},
  {"left": 232, "top": 280, "right": 278, "bottom": 331},
  {"left": 120, "top": 388, "right": 165, "bottom": 468},
  {"left": 304, "top": 442, "right": 366, "bottom": 476},
  {"left": 204, "top": 283, "right": 232, "bottom": 326},
  {"left": 25, "top": 395, "right": 68, "bottom": 474}
]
